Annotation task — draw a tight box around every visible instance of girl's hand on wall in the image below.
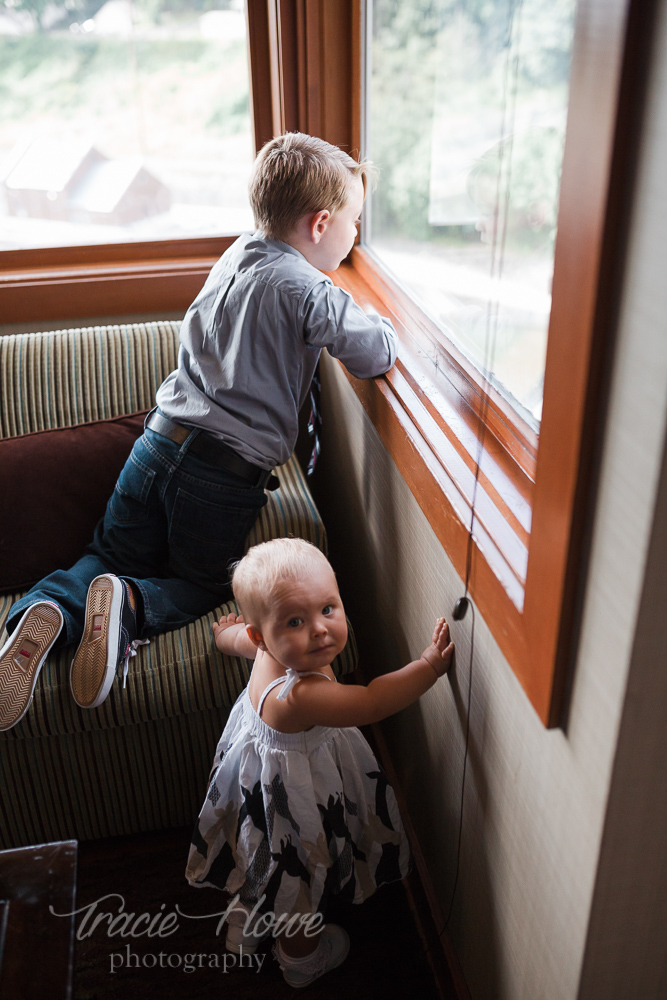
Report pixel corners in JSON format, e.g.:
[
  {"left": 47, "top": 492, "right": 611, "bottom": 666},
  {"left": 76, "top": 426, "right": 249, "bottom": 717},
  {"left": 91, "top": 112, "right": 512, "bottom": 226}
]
[{"left": 421, "top": 618, "right": 454, "bottom": 678}]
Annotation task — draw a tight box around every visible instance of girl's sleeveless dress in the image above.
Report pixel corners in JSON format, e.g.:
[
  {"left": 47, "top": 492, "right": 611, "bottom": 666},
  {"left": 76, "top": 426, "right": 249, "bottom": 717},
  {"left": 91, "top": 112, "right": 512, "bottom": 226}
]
[{"left": 185, "top": 669, "right": 410, "bottom": 916}]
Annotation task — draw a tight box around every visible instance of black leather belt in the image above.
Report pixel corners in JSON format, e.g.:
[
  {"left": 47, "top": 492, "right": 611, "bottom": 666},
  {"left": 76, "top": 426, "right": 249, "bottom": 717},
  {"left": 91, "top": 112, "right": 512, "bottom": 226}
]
[{"left": 147, "top": 411, "right": 280, "bottom": 491}]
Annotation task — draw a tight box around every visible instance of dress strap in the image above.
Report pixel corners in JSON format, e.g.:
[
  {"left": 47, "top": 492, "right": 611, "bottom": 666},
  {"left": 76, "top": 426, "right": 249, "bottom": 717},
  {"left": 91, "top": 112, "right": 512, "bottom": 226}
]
[{"left": 257, "top": 667, "right": 332, "bottom": 718}]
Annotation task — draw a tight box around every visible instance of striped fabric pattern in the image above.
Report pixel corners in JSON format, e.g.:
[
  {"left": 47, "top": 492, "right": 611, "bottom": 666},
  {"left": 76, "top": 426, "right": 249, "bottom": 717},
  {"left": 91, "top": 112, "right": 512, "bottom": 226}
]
[
  {"left": 0, "top": 322, "right": 180, "bottom": 436},
  {"left": 0, "top": 588, "right": 357, "bottom": 741},
  {"left": 0, "top": 323, "right": 357, "bottom": 847},
  {"left": 0, "top": 706, "right": 232, "bottom": 846}
]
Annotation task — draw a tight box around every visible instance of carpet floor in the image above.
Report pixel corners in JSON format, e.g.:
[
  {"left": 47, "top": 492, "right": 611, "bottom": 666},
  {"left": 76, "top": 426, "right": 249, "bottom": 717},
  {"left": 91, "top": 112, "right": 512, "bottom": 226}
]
[{"left": 74, "top": 825, "right": 448, "bottom": 1000}]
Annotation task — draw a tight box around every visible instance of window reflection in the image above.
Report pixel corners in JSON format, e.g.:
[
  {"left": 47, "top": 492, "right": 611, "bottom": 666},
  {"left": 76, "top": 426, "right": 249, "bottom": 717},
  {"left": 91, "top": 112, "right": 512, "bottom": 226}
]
[{"left": 367, "top": 0, "right": 577, "bottom": 425}]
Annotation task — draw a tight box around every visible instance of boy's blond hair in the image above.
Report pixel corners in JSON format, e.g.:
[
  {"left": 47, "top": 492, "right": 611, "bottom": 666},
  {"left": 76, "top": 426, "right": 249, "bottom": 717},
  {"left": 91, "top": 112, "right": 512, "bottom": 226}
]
[
  {"left": 249, "top": 132, "right": 373, "bottom": 241},
  {"left": 232, "top": 537, "right": 334, "bottom": 626}
]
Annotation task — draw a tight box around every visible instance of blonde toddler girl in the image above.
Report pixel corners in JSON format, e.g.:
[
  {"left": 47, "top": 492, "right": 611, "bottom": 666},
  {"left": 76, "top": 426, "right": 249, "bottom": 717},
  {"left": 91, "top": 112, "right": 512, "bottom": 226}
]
[{"left": 185, "top": 537, "right": 453, "bottom": 988}]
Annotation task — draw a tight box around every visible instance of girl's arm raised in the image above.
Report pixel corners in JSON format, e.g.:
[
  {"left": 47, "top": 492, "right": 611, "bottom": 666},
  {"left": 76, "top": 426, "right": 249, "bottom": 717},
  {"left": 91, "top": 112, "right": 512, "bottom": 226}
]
[
  {"left": 212, "top": 613, "right": 258, "bottom": 659},
  {"left": 289, "top": 618, "right": 454, "bottom": 729}
]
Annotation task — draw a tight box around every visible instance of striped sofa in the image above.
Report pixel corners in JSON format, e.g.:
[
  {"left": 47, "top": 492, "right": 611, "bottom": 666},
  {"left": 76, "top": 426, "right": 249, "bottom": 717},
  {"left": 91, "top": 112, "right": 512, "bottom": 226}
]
[{"left": 0, "top": 322, "right": 356, "bottom": 849}]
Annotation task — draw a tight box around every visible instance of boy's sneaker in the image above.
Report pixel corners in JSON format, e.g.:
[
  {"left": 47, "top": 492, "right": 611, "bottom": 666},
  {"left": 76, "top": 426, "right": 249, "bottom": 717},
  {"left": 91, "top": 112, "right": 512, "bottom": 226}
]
[
  {"left": 275, "top": 924, "right": 350, "bottom": 988},
  {"left": 70, "top": 574, "right": 143, "bottom": 709},
  {"left": 0, "top": 602, "right": 63, "bottom": 731}
]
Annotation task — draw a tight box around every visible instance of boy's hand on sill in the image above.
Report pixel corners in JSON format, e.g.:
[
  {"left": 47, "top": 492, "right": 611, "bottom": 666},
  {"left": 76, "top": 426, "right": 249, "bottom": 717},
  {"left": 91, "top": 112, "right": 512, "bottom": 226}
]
[{"left": 420, "top": 618, "right": 454, "bottom": 678}]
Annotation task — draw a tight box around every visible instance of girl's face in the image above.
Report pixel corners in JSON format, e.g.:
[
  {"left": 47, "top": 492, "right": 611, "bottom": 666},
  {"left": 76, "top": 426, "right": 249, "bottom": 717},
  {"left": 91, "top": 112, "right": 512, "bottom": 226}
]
[{"left": 256, "top": 562, "right": 348, "bottom": 672}]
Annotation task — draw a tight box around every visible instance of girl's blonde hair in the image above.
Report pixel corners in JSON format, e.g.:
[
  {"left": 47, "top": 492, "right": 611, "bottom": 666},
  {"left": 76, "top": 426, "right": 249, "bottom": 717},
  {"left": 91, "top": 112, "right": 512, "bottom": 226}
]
[
  {"left": 232, "top": 537, "right": 333, "bottom": 626},
  {"left": 249, "top": 132, "right": 374, "bottom": 241}
]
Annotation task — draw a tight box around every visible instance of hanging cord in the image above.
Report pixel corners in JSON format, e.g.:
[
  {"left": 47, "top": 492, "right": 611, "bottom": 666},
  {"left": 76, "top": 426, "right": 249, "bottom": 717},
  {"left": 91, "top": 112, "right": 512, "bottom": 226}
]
[
  {"left": 442, "top": 599, "right": 475, "bottom": 929},
  {"left": 459, "top": 0, "right": 522, "bottom": 610},
  {"left": 431, "top": 0, "right": 524, "bottom": 945}
]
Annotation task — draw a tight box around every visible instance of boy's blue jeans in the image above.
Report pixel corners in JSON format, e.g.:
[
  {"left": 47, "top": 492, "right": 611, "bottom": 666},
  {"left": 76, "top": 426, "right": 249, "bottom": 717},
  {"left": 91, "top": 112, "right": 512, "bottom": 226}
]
[{"left": 6, "top": 426, "right": 268, "bottom": 650}]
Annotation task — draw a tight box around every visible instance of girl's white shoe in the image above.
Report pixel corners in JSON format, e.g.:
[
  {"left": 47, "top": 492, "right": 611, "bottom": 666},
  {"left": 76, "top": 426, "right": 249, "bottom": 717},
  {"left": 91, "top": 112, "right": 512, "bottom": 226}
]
[
  {"left": 225, "top": 921, "right": 268, "bottom": 955},
  {"left": 275, "top": 924, "right": 350, "bottom": 988}
]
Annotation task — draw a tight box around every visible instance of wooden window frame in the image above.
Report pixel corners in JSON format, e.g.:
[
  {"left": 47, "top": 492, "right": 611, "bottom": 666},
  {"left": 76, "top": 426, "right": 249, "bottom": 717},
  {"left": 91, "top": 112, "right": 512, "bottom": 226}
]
[
  {"left": 249, "top": 0, "right": 649, "bottom": 727},
  {"left": 0, "top": 0, "right": 650, "bottom": 726},
  {"left": 0, "top": 0, "right": 278, "bottom": 324}
]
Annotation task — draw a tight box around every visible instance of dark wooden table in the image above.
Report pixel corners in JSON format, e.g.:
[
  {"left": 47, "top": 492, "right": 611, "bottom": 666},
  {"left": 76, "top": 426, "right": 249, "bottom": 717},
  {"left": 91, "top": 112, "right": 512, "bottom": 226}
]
[{"left": 0, "top": 840, "right": 77, "bottom": 999}]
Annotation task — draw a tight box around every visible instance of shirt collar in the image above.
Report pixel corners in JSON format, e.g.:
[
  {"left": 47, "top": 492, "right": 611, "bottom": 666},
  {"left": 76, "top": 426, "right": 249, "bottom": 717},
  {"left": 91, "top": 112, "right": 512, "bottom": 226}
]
[{"left": 253, "top": 230, "right": 307, "bottom": 261}]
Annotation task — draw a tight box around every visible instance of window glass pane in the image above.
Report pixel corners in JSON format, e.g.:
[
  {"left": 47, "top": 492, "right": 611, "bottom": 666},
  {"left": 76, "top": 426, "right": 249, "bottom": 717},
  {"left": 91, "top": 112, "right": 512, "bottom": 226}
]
[
  {"left": 0, "top": 0, "right": 253, "bottom": 250},
  {"left": 367, "top": 0, "right": 577, "bottom": 425}
]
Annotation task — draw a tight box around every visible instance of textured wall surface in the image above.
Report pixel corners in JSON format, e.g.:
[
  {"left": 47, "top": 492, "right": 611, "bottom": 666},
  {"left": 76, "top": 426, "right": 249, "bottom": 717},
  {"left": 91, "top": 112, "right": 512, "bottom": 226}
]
[
  {"left": 314, "top": 2, "right": 667, "bottom": 995},
  {"left": 577, "top": 428, "right": 667, "bottom": 1000}
]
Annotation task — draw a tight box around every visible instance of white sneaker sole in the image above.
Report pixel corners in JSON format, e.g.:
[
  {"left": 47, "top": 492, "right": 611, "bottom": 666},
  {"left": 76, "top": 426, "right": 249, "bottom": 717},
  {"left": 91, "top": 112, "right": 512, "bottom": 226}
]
[
  {"left": 0, "top": 601, "right": 63, "bottom": 731},
  {"left": 70, "top": 574, "right": 122, "bottom": 709}
]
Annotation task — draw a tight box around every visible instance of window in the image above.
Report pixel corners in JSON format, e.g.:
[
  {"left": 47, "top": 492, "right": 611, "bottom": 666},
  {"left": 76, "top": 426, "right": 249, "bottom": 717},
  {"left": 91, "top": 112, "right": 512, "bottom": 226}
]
[
  {"left": 366, "top": 0, "right": 577, "bottom": 427},
  {"left": 0, "top": 0, "right": 254, "bottom": 251},
  {"left": 241, "top": 0, "right": 643, "bottom": 725},
  {"left": 0, "top": 0, "right": 646, "bottom": 724},
  {"left": 354, "top": 0, "right": 644, "bottom": 725},
  {"left": 0, "top": 0, "right": 273, "bottom": 323}
]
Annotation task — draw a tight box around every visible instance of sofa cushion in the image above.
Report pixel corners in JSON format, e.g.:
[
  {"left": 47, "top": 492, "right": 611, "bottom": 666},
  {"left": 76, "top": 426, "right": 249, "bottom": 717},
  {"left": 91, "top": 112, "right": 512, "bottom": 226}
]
[
  {"left": 0, "top": 322, "right": 180, "bottom": 438},
  {"left": 0, "top": 412, "right": 148, "bottom": 595},
  {"left": 0, "top": 454, "right": 354, "bottom": 741},
  {"left": 0, "top": 322, "right": 356, "bottom": 742}
]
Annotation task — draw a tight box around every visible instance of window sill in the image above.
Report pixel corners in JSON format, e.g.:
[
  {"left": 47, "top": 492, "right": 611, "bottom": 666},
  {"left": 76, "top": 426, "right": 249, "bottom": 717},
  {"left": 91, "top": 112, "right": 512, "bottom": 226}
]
[
  {"left": 331, "top": 248, "right": 540, "bottom": 713},
  {"left": 0, "top": 237, "right": 235, "bottom": 324}
]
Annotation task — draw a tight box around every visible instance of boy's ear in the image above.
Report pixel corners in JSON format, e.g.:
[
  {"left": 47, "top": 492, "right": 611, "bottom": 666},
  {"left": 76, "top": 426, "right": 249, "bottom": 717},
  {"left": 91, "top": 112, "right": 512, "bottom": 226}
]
[
  {"left": 246, "top": 624, "right": 267, "bottom": 651},
  {"left": 310, "top": 209, "right": 330, "bottom": 244}
]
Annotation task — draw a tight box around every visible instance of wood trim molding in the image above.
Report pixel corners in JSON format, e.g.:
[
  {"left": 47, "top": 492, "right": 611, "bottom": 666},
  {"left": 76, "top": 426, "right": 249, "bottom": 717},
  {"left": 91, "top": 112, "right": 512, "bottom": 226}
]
[
  {"left": 524, "top": 0, "right": 655, "bottom": 710},
  {"left": 246, "top": 0, "right": 276, "bottom": 151},
  {"left": 248, "top": 0, "right": 361, "bottom": 152},
  {"left": 353, "top": 247, "right": 539, "bottom": 482},
  {"left": 0, "top": 243, "right": 232, "bottom": 324},
  {"left": 323, "top": 0, "right": 647, "bottom": 725},
  {"left": 331, "top": 260, "right": 529, "bottom": 698},
  {"left": 0, "top": 236, "right": 233, "bottom": 272}
]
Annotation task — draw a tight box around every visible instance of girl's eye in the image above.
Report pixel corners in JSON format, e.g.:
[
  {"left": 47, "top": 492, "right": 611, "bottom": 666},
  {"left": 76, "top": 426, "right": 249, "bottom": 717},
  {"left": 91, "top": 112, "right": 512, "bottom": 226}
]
[
  {"left": 288, "top": 618, "right": 303, "bottom": 628},
  {"left": 322, "top": 605, "right": 333, "bottom": 615}
]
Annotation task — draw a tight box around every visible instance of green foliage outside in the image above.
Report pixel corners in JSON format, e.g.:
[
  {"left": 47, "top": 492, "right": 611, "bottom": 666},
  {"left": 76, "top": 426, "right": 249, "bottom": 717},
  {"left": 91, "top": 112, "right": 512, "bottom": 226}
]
[
  {"left": 0, "top": 33, "right": 249, "bottom": 151},
  {"left": 2, "top": 0, "right": 55, "bottom": 31},
  {"left": 1, "top": 0, "right": 238, "bottom": 30},
  {"left": 369, "top": 0, "right": 575, "bottom": 244},
  {"left": 370, "top": 0, "right": 441, "bottom": 241}
]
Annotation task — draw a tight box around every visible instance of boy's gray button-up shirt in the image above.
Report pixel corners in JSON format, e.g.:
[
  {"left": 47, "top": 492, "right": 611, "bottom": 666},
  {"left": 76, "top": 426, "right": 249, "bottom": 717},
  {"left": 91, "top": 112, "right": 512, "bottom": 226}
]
[{"left": 155, "top": 232, "right": 397, "bottom": 470}]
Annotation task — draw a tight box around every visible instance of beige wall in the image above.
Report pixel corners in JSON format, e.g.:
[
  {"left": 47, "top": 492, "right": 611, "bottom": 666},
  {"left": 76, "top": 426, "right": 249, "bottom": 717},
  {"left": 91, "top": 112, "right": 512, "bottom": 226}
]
[
  {"left": 577, "top": 426, "right": 667, "bottom": 999},
  {"left": 313, "top": 1, "right": 667, "bottom": 996}
]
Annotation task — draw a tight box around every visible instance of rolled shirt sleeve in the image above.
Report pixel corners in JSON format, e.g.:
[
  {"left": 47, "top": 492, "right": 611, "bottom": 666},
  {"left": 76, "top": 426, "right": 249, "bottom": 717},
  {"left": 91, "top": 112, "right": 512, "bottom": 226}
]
[{"left": 300, "top": 280, "right": 397, "bottom": 378}]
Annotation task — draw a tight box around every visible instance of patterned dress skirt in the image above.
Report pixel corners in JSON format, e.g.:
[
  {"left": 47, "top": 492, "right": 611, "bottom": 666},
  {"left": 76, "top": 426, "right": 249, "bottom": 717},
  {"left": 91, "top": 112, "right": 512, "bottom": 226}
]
[{"left": 186, "top": 688, "right": 410, "bottom": 917}]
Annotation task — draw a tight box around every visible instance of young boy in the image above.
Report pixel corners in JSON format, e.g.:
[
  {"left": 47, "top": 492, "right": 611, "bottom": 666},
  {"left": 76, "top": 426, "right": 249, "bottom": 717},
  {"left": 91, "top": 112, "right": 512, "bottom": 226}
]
[{"left": 0, "top": 132, "right": 397, "bottom": 732}]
